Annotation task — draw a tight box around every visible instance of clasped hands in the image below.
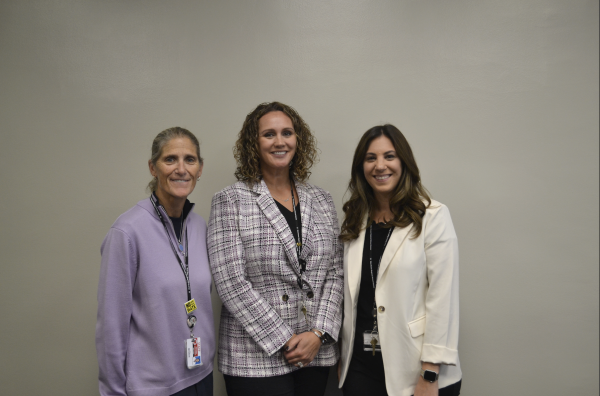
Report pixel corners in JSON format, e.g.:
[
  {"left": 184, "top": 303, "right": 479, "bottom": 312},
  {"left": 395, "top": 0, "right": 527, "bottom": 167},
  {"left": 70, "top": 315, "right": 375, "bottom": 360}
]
[{"left": 283, "top": 331, "right": 322, "bottom": 368}]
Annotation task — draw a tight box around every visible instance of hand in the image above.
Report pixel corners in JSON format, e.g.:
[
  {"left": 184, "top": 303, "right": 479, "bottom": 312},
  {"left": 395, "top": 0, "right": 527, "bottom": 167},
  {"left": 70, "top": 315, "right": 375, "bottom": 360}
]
[
  {"left": 414, "top": 376, "right": 438, "bottom": 396},
  {"left": 283, "top": 332, "right": 322, "bottom": 367},
  {"left": 414, "top": 363, "right": 440, "bottom": 396},
  {"left": 283, "top": 334, "right": 298, "bottom": 352}
]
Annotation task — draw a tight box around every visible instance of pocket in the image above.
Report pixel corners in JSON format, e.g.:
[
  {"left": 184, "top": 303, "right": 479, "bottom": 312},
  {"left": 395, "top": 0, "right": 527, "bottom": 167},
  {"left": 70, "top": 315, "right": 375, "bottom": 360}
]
[{"left": 407, "top": 315, "right": 426, "bottom": 338}]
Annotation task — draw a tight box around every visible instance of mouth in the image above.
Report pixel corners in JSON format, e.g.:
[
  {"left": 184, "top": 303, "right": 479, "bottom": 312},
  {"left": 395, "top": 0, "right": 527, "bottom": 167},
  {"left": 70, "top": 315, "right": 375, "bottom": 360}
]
[
  {"left": 170, "top": 178, "right": 191, "bottom": 183},
  {"left": 374, "top": 175, "right": 391, "bottom": 181},
  {"left": 272, "top": 151, "right": 288, "bottom": 156}
]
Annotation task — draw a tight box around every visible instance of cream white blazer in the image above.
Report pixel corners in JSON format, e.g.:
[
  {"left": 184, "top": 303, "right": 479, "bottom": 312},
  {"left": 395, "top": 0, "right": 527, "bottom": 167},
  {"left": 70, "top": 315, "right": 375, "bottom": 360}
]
[{"left": 339, "top": 200, "right": 462, "bottom": 396}]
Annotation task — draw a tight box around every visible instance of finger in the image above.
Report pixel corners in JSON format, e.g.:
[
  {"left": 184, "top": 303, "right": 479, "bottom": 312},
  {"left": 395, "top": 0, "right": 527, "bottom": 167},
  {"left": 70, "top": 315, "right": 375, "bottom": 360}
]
[{"left": 286, "top": 336, "right": 301, "bottom": 351}]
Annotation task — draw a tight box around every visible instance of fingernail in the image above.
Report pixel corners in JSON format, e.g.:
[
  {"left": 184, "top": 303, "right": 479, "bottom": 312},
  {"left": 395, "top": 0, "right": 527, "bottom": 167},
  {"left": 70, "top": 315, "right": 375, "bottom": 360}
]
[{"left": 285, "top": 346, "right": 290, "bottom": 351}]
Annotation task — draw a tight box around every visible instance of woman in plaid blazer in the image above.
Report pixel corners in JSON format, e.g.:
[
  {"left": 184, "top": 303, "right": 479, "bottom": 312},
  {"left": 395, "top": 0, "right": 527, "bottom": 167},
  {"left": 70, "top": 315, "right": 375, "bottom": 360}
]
[{"left": 208, "top": 102, "right": 344, "bottom": 396}]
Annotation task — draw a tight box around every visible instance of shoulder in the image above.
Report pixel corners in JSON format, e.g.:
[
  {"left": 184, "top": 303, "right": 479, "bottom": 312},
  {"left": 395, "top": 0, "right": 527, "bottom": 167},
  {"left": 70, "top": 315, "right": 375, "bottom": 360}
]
[
  {"left": 213, "top": 181, "right": 253, "bottom": 202},
  {"left": 187, "top": 211, "right": 207, "bottom": 230},
  {"left": 300, "top": 182, "right": 333, "bottom": 202},
  {"left": 423, "top": 199, "right": 456, "bottom": 236},
  {"left": 425, "top": 199, "right": 448, "bottom": 216},
  {"left": 109, "top": 199, "right": 155, "bottom": 236}
]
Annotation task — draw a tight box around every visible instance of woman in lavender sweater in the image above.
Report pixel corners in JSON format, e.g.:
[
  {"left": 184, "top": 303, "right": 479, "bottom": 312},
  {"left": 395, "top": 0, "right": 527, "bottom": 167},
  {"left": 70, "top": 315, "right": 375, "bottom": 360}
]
[{"left": 96, "top": 127, "right": 215, "bottom": 396}]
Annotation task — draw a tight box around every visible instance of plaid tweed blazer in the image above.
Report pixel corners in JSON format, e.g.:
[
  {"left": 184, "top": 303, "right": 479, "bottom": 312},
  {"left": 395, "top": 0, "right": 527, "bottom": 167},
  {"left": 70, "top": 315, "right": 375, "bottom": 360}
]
[{"left": 208, "top": 180, "right": 344, "bottom": 377}]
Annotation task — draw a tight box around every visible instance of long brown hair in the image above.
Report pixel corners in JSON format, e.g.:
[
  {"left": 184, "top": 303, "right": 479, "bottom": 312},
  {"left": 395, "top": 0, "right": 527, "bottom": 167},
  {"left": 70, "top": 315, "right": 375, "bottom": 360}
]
[
  {"left": 233, "top": 102, "right": 318, "bottom": 185},
  {"left": 340, "top": 124, "right": 431, "bottom": 242}
]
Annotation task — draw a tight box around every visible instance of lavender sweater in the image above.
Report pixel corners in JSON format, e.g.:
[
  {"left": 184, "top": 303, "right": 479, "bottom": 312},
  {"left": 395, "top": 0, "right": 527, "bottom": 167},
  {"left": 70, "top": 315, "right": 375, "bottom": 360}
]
[{"left": 96, "top": 197, "right": 215, "bottom": 396}]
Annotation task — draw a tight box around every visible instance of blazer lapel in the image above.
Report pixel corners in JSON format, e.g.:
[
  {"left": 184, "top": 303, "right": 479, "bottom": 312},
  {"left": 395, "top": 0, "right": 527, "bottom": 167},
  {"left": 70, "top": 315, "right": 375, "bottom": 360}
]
[
  {"left": 254, "top": 180, "right": 300, "bottom": 273},
  {"left": 347, "top": 221, "right": 367, "bottom": 304},
  {"left": 377, "top": 223, "right": 413, "bottom": 282}
]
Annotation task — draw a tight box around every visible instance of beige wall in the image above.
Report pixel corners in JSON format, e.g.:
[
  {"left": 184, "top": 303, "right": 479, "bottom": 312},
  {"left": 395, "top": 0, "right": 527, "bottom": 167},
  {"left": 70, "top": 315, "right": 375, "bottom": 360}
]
[{"left": 1, "top": 1, "right": 598, "bottom": 395}]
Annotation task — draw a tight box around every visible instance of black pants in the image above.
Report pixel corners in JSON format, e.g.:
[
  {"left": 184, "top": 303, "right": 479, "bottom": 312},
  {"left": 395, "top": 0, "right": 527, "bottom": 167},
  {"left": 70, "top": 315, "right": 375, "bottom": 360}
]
[
  {"left": 171, "top": 372, "right": 214, "bottom": 396},
  {"left": 224, "top": 367, "right": 330, "bottom": 396},
  {"left": 343, "top": 358, "right": 461, "bottom": 396}
]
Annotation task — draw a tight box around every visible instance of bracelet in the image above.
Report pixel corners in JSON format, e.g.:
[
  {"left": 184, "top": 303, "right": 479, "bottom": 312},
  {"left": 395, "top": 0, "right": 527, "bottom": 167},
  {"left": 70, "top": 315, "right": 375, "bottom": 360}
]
[{"left": 312, "top": 330, "right": 322, "bottom": 340}]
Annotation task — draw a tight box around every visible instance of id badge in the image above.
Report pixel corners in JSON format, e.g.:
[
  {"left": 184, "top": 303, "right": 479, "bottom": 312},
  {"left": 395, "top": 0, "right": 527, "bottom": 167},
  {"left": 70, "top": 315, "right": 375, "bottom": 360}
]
[
  {"left": 363, "top": 331, "right": 381, "bottom": 353},
  {"left": 186, "top": 336, "right": 202, "bottom": 369}
]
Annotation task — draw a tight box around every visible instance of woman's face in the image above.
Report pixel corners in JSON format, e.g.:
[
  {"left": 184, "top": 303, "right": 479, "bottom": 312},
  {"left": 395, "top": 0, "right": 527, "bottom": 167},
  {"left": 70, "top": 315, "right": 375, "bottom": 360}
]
[
  {"left": 257, "top": 111, "right": 297, "bottom": 174},
  {"left": 149, "top": 137, "right": 203, "bottom": 204},
  {"left": 363, "top": 135, "right": 402, "bottom": 200}
]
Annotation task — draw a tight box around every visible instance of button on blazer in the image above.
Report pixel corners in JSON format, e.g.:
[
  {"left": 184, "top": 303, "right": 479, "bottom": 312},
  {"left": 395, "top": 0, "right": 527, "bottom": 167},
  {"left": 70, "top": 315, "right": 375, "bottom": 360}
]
[
  {"left": 339, "top": 200, "right": 462, "bottom": 396},
  {"left": 208, "top": 180, "right": 344, "bottom": 377}
]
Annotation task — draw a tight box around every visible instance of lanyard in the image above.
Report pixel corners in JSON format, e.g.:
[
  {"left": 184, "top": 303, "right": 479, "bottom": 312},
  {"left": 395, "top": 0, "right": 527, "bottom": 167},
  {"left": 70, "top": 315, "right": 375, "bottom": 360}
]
[
  {"left": 369, "top": 223, "right": 393, "bottom": 290},
  {"left": 149, "top": 196, "right": 192, "bottom": 302},
  {"left": 369, "top": 223, "right": 393, "bottom": 331},
  {"left": 290, "top": 182, "right": 306, "bottom": 289}
]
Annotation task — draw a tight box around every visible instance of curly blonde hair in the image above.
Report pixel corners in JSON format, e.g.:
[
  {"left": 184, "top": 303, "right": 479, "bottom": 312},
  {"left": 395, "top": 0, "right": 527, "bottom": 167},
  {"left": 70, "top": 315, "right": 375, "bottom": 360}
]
[{"left": 233, "top": 102, "right": 318, "bottom": 185}]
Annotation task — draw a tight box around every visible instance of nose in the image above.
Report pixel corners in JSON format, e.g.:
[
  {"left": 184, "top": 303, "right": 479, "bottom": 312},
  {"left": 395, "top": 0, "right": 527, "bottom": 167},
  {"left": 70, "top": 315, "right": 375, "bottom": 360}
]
[
  {"left": 375, "top": 157, "right": 387, "bottom": 171},
  {"left": 175, "top": 159, "right": 187, "bottom": 174},
  {"left": 274, "top": 133, "right": 285, "bottom": 147}
]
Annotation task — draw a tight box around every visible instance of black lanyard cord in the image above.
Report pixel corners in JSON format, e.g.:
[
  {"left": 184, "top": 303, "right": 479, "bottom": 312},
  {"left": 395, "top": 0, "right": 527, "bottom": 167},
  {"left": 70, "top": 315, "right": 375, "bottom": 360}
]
[
  {"left": 369, "top": 223, "right": 393, "bottom": 290},
  {"left": 290, "top": 182, "right": 306, "bottom": 288},
  {"left": 369, "top": 222, "right": 393, "bottom": 331},
  {"left": 149, "top": 196, "right": 192, "bottom": 302}
]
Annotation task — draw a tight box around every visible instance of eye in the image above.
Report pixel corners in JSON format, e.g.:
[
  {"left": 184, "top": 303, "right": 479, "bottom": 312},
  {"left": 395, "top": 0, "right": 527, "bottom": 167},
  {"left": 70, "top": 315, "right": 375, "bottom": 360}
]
[
  {"left": 283, "top": 130, "right": 294, "bottom": 137},
  {"left": 186, "top": 156, "right": 197, "bottom": 163},
  {"left": 385, "top": 154, "right": 397, "bottom": 160},
  {"left": 164, "top": 156, "right": 175, "bottom": 163}
]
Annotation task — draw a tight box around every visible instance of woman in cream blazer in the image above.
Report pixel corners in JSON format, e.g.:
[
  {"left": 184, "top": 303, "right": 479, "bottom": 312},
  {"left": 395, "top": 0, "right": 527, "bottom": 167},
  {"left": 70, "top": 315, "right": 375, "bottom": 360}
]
[{"left": 338, "top": 125, "right": 462, "bottom": 396}]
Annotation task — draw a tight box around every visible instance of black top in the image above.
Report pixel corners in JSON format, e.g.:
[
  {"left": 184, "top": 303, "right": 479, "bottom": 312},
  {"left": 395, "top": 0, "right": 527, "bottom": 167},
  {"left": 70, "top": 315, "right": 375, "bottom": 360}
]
[
  {"left": 275, "top": 200, "right": 301, "bottom": 244},
  {"left": 152, "top": 192, "right": 193, "bottom": 242},
  {"left": 352, "top": 222, "right": 394, "bottom": 374}
]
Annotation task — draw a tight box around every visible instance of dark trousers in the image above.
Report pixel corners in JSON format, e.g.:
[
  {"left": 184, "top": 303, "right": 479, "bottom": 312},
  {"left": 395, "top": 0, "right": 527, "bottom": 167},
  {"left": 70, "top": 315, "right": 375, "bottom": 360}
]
[
  {"left": 343, "top": 358, "right": 461, "bottom": 396},
  {"left": 171, "top": 372, "right": 214, "bottom": 396},
  {"left": 224, "top": 366, "right": 330, "bottom": 396}
]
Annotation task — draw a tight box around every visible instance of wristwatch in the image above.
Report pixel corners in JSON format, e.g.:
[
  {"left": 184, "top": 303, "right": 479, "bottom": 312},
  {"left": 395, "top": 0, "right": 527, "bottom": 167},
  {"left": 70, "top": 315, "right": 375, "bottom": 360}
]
[
  {"left": 420, "top": 369, "right": 439, "bottom": 383},
  {"left": 311, "top": 329, "right": 333, "bottom": 345}
]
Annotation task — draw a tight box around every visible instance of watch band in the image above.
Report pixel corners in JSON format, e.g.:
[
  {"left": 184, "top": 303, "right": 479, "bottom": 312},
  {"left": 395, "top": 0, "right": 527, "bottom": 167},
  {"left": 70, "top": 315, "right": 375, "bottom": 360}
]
[{"left": 420, "top": 369, "right": 439, "bottom": 383}]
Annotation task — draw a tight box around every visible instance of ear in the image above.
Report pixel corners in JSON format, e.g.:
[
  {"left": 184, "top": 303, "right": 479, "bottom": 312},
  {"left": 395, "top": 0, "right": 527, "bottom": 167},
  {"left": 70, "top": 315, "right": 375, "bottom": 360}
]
[
  {"left": 197, "top": 163, "right": 204, "bottom": 179},
  {"left": 148, "top": 160, "right": 157, "bottom": 177}
]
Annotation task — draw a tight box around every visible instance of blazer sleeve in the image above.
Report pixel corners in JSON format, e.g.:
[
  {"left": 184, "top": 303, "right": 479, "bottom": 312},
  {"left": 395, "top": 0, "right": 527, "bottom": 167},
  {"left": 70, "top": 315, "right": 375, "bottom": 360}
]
[
  {"left": 312, "top": 192, "right": 344, "bottom": 340},
  {"left": 95, "top": 227, "right": 137, "bottom": 396},
  {"left": 421, "top": 204, "right": 460, "bottom": 365},
  {"left": 208, "top": 189, "right": 295, "bottom": 356}
]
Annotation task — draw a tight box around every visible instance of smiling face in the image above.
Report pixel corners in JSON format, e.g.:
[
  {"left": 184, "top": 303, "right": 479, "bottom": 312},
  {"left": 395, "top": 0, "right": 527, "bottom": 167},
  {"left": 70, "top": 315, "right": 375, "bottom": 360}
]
[
  {"left": 363, "top": 135, "right": 402, "bottom": 201},
  {"left": 257, "top": 111, "right": 297, "bottom": 174},
  {"left": 149, "top": 137, "right": 203, "bottom": 208}
]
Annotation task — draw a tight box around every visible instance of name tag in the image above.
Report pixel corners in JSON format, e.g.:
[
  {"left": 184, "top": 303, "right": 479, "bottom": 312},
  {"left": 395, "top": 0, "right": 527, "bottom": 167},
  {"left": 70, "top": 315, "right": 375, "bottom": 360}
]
[
  {"left": 186, "top": 336, "right": 202, "bottom": 369},
  {"left": 363, "top": 331, "right": 381, "bottom": 353}
]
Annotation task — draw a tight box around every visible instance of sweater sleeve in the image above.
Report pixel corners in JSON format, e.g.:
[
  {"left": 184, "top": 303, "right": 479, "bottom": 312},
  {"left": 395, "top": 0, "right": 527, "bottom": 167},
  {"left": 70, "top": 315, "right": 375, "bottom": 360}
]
[
  {"left": 208, "top": 190, "right": 295, "bottom": 356},
  {"left": 421, "top": 204, "right": 460, "bottom": 365},
  {"left": 312, "top": 192, "right": 344, "bottom": 341},
  {"left": 96, "top": 227, "right": 137, "bottom": 396}
]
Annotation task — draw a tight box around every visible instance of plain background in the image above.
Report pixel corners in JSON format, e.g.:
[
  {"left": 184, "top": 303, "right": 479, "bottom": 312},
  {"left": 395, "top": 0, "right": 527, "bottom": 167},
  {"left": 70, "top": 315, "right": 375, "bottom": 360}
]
[{"left": 0, "top": 1, "right": 598, "bottom": 395}]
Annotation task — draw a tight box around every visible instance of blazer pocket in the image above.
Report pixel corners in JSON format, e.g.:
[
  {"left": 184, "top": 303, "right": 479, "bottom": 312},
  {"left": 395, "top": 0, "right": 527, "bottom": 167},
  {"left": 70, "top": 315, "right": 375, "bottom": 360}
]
[{"left": 408, "top": 315, "right": 426, "bottom": 338}]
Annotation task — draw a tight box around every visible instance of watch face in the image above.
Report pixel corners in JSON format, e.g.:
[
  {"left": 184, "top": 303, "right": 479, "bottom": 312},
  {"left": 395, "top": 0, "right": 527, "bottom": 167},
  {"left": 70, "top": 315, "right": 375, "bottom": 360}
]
[{"left": 423, "top": 370, "right": 437, "bottom": 382}]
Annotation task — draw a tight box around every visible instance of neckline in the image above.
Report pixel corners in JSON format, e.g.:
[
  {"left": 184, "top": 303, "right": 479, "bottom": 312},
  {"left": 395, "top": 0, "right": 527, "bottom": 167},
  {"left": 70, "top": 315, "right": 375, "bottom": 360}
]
[{"left": 275, "top": 199, "right": 300, "bottom": 213}]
